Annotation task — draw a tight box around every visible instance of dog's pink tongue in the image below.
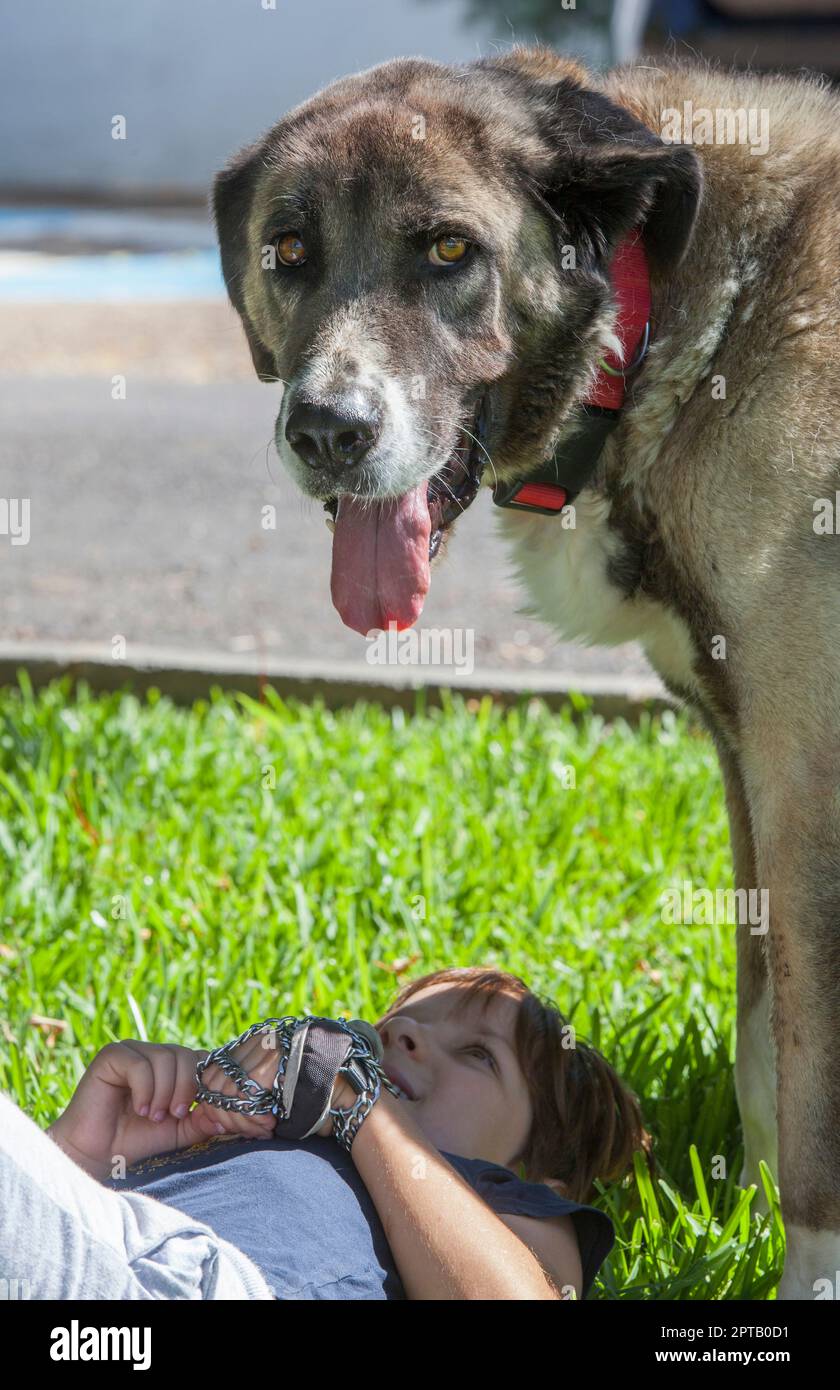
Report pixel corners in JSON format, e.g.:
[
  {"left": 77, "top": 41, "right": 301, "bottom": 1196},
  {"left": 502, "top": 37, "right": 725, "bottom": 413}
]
[{"left": 330, "top": 486, "right": 431, "bottom": 635}]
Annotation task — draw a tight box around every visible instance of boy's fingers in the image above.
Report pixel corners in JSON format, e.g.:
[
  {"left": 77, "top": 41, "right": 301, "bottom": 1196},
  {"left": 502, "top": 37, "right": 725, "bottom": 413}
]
[
  {"left": 194, "top": 1037, "right": 280, "bottom": 1134},
  {"left": 237, "top": 1115, "right": 276, "bottom": 1137},
  {"left": 186, "top": 1103, "right": 229, "bottom": 1140},
  {"left": 215, "top": 1105, "right": 275, "bottom": 1137},
  {"left": 246, "top": 1036, "right": 282, "bottom": 1088},
  {"left": 169, "top": 1047, "right": 204, "bottom": 1120},
  {"left": 147, "top": 1046, "right": 178, "bottom": 1122},
  {"left": 202, "top": 1051, "right": 273, "bottom": 1102},
  {"left": 111, "top": 1042, "right": 179, "bottom": 1122},
  {"left": 102, "top": 1042, "right": 157, "bottom": 1118},
  {"left": 199, "top": 1062, "right": 229, "bottom": 1098},
  {"left": 193, "top": 1101, "right": 275, "bottom": 1138}
]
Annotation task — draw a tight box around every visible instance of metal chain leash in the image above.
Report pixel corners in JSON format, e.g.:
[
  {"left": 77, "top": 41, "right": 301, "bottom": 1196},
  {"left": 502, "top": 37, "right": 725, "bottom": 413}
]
[{"left": 194, "top": 1014, "right": 402, "bottom": 1151}]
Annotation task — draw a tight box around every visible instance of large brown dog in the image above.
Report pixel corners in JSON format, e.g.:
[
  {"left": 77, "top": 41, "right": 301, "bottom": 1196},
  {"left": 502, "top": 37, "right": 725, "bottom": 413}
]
[{"left": 214, "top": 45, "right": 840, "bottom": 1299}]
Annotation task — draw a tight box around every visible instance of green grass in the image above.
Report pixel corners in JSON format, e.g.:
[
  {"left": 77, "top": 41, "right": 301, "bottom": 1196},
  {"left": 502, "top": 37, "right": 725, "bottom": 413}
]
[{"left": 0, "top": 672, "right": 784, "bottom": 1298}]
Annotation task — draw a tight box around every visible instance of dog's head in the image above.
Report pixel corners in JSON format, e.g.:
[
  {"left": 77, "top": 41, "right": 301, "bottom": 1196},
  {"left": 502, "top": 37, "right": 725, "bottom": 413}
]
[{"left": 213, "top": 45, "right": 702, "bottom": 634}]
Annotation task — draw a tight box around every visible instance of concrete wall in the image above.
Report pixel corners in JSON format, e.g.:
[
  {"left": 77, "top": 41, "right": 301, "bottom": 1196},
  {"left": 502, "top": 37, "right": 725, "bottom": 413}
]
[{"left": 0, "top": 0, "right": 605, "bottom": 196}]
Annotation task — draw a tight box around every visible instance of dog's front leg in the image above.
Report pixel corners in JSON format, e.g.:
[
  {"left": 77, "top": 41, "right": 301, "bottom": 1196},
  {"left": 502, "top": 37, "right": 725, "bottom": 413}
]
[
  {"left": 742, "top": 737, "right": 840, "bottom": 1301},
  {"left": 715, "top": 741, "right": 778, "bottom": 1204}
]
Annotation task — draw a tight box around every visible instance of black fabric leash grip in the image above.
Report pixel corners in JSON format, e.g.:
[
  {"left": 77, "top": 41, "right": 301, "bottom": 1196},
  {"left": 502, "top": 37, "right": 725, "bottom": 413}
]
[
  {"left": 272, "top": 1019, "right": 353, "bottom": 1140},
  {"left": 194, "top": 1015, "right": 394, "bottom": 1146}
]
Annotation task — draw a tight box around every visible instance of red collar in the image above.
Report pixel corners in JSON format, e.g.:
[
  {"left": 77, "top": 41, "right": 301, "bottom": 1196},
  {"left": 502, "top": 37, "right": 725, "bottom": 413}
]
[{"left": 493, "top": 229, "right": 651, "bottom": 514}]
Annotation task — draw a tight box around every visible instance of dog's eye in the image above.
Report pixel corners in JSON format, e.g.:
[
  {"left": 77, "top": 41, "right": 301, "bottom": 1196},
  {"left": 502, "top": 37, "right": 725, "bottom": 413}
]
[
  {"left": 428, "top": 236, "right": 470, "bottom": 266},
  {"left": 275, "top": 232, "right": 307, "bottom": 267}
]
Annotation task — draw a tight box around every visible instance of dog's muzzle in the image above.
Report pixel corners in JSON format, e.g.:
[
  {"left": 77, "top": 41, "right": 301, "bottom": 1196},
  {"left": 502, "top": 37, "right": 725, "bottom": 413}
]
[
  {"left": 320, "top": 392, "right": 489, "bottom": 636},
  {"left": 322, "top": 392, "right": 488, "bottom": 560}
]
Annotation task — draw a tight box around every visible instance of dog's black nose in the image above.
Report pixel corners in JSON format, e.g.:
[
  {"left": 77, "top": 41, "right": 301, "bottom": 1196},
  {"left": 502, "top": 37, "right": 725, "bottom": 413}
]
[{"left": 285, "top": 397, "right": 381, "bottom": 470}]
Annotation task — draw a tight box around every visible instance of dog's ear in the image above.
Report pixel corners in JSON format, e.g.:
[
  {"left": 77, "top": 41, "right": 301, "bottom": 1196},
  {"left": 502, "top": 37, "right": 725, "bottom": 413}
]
[
  {"left": 543, "top": 84, "right": 703, "bottom": 275},
  {"left": 212, "top": 146, "right": 277, "bottom": 382},
  {"left": 474, "top": 50, "right": 703, "bottom": 275}
]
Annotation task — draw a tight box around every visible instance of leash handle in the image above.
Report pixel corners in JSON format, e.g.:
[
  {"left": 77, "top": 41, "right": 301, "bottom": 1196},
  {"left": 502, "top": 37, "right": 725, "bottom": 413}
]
[{"left": 194, "top": 1014, "right": 400, "bottom": 1150}]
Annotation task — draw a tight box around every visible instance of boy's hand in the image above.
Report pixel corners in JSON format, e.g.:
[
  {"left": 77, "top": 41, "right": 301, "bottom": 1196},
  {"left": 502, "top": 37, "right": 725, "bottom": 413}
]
[
  {"left": 48, "top": 1040, "right": 276, "bottom": 1182},
  {"left": 199, "top": 1025, "right": 354, "bottom": 1139}
]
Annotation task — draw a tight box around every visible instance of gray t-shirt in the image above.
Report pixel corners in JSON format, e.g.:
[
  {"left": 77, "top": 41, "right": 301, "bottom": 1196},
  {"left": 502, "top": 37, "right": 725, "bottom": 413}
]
[{"left": 106, "top": 1133, "right": 614, "bottom": 1299}]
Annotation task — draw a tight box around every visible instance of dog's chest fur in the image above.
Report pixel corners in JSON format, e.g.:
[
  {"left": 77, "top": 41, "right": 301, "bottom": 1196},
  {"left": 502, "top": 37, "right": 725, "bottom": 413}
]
[{"left": 494, "top": 489, "right": 700, "bottom": 695}]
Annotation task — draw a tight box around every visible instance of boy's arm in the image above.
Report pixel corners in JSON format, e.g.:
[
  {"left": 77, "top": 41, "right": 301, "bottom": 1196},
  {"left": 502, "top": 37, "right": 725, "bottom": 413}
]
[{"left": 344, "top": 1083, "right": 574, "bottom": 1300}]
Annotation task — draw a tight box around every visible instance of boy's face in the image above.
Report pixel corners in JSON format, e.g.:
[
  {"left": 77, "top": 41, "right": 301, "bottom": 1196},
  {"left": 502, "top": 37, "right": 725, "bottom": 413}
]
[{"left": 375, "top": 983, "right": 532, "bottom": 1172}]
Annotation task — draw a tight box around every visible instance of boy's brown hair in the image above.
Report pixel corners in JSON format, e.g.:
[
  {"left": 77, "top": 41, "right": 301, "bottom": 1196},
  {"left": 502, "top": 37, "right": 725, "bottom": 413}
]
[{"left": 376, "top": 965, "right": 652, "bottom": 1204}]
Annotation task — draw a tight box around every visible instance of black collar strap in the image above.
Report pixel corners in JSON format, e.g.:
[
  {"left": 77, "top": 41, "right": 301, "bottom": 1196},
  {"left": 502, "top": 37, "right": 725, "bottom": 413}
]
[
  {"left": 491, "top": 404, "right": 625, "bottom": 514},
  {"left": 493, "top": 230, "right": 651, "bottom": 515}
]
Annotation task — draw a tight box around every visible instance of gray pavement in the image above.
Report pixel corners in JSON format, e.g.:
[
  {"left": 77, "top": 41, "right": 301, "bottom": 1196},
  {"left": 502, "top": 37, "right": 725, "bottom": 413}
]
[{"left": 0, "top": 302, "right": 659, "bottom": 690}]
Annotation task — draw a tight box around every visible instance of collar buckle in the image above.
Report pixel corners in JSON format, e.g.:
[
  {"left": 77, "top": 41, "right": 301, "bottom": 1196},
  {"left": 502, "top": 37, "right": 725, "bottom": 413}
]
[
  {"left": 493, "top": 404, "right": 621, "bottom": 514},
  {"left": 491, "top": 478, "right": 569, "bottom": 514}
]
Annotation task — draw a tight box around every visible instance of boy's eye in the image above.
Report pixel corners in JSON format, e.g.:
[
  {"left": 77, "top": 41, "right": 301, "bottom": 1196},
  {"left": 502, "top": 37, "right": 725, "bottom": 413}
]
[{"left": 465, "top": 1043, "right": 495, "bottom": 1068}]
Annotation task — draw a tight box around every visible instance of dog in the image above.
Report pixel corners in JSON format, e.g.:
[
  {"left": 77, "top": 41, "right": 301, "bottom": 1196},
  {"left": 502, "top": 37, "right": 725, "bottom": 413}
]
[{"left": 213, "top": 44, "right": 840, "bottom": 1299}]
